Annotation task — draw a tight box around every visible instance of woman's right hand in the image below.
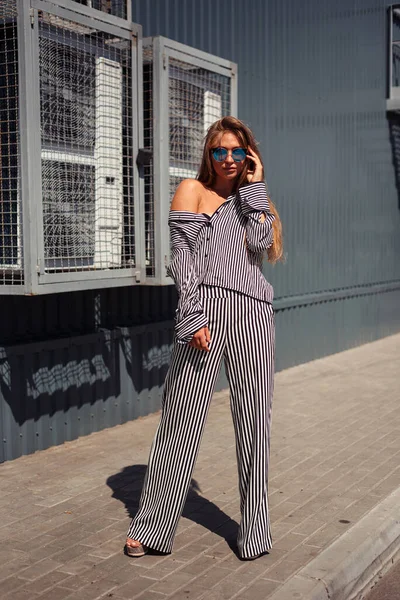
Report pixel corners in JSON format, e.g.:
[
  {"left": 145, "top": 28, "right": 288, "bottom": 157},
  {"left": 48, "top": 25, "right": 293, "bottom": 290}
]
[{"left": 189, "top": 326, "right": 211, "bottom": 351}]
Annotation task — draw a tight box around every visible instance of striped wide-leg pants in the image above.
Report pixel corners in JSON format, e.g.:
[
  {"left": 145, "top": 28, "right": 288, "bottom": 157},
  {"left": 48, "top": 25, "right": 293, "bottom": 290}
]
[{"left": 126, "top": 285, "right": 275, "bottom": 559}]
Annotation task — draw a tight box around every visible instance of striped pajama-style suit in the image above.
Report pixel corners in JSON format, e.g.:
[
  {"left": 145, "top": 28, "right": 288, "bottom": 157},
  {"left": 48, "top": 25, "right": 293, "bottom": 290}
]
[{"left": 127, "top": 182, "right": 276, "bottom": 559}]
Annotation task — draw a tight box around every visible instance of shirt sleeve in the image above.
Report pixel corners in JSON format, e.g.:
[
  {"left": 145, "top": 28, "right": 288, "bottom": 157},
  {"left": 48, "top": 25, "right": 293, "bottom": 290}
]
[
  {"left": 237, "top": 181, "right": 275, "bottom": 253},
  {"left": 166, "top": 215, "right": 208, "bottom": 344}
]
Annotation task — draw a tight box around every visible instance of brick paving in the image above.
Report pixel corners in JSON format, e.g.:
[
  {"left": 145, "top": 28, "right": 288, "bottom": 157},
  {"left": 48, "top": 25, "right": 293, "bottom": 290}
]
[{"left": 0, "top": 333, "right": 399, "bottom": 600}]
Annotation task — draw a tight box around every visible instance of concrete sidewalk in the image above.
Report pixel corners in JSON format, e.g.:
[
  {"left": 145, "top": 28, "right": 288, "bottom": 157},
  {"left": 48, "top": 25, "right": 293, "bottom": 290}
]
[{"left": 0, "top": 333, "right": 399, "bottom": 600}]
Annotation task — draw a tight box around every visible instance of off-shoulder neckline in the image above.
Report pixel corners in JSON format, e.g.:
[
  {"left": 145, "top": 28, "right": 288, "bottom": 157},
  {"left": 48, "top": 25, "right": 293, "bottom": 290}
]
[{"left": 169, "top": 192, "right": 235, "bottom": 220}]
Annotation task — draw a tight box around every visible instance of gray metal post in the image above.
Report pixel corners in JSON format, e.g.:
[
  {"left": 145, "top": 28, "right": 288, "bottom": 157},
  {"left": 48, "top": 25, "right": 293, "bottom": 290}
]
[
  {"left": 132, "top": 23, "right": 145, "bottom": 282},
  {"left": 152, "top": 37, "right": 170, "bottom": 284},
  {"left": 28, "top": 6, "right": 45, "bottom": 293},
  {"left": 17, "top": 0, "right": 40, "bottom": 294}
]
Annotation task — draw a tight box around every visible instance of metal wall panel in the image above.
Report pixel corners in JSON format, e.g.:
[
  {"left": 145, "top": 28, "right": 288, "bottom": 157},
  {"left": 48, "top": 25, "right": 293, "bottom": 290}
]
[
  {"left": 0, "top": 285, "right": 177, "bottom": 346},
  {"left": 0, "top": 1, "right": 143, "bottom": 295},
  {"left": 1, "top": 0, "right": 400, "bottom": 462},
  {"left": 275, "top": 288, "right": 400, "bottom": 372},
  {"left": 0, "top": 322, "right": 173, "bottom": 462},
  {"left": 1, "top": 287, "right": 399, "bottom": 462},
  {"left": 132, "top": 0, "right": 400, "bottom": 300}
]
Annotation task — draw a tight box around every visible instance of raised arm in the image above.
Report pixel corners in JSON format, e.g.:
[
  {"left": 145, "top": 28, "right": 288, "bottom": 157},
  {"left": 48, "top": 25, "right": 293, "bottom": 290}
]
[{"left": 238, "top": 181, "right": 275, "bottom": 253}]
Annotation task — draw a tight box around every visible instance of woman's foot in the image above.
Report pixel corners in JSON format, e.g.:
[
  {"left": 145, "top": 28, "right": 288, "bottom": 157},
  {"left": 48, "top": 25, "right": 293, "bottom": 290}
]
[{"left": 125, "top": 538, "right": 148, "bottom": 557}]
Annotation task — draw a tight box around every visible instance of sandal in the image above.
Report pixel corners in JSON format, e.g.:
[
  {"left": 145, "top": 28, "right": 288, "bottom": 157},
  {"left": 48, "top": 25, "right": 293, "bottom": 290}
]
[{"left": 124, "top": 541, "right": 148, "bottom": 557}]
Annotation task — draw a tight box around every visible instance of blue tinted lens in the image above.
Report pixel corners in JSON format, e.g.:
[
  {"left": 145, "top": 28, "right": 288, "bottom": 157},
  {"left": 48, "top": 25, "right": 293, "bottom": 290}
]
[
  {"left": 212, "top": 147, "right": 228, "bottom": 162},
  {"left": 232, "top": 148, "right": 247, "bottom": 162},
  {"left": 211, "top": 147, "right": 247, "bottom": 162}
]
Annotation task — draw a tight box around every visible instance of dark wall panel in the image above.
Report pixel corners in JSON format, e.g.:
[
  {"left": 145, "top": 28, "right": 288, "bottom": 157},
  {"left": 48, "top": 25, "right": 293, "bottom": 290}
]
[
  {"left": 275, "top": 288, "right": 400, "bottom": 371},
  {"left": 2, "top": 288, "right": 398, "bottom": 462},
  {"left": 0, "top": 323, "right": 173, "bottom": 462}
]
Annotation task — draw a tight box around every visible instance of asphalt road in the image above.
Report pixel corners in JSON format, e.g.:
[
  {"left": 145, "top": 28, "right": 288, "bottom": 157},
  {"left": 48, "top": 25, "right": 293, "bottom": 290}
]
[{"left": 365, "top": 560, "right": 400, "bottom": 600}]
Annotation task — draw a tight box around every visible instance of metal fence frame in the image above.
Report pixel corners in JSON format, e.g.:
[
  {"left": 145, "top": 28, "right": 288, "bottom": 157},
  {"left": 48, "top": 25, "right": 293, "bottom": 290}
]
[
  {"left": 0, "top": 0, "right": 144, "bottom": 294},
  {"left": 143, "top": 36, "right": 238, "bottom": 285}
]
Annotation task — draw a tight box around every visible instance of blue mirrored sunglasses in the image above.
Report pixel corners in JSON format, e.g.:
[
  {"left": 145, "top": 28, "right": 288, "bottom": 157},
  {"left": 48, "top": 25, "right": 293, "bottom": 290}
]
[{"left": 211, "top": 147, "right": 247, "bottom": 162}]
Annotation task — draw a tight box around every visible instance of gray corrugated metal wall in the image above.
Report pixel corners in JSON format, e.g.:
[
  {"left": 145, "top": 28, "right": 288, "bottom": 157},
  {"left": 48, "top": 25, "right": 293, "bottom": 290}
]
[
  {"left": 1, "top": 0, "right": 399, "bottom": 462},
  {"left": 0, "top": 322, "right": 173, "bottom": 463},
  {"left": 133, "top": 0, "right": 400, "bottom": 297}
]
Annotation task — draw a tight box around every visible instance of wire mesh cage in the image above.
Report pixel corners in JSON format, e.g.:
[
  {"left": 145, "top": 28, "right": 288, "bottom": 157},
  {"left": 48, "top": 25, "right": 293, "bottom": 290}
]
[
  {"left": 0, "top": 9, "right": 236, "bottom": 294},
  {"left": 38, "top": 9, "right": 135, "bottom": 274},
  {"left": 0, "top": 0, "right": 140, "bottom": 294},
  {"left": 142, "top": 37, "right": 237, "bottom": 284},
  {"left": 0, "top": 0, "right": 23, "bottom": 286}
]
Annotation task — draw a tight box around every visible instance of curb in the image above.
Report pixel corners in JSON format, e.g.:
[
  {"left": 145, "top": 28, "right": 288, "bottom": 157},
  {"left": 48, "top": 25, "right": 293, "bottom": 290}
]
[{"left": 267, "top": 486, "right": 400, "bottom": 600}]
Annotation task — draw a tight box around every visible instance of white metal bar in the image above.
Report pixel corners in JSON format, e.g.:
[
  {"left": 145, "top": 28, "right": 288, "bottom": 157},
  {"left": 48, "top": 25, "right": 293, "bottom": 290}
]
[
  {"left": 204, "top": 91, "right": 222, "bottom": 134},
  {"left": 93, "top": 57, "right": 123, "bottom": 269},
  {"left": 41, "top": 150, "right": 96, "bottom": 165},
  {"left": 38, "top": 267, "right": 140, "bottom": 284}
]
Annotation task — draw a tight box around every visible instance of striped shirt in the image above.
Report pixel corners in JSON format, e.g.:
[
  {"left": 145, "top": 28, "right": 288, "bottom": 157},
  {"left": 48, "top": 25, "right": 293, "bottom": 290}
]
[{"left": 167, "top": 181, "right": 275, "bottom": 343}]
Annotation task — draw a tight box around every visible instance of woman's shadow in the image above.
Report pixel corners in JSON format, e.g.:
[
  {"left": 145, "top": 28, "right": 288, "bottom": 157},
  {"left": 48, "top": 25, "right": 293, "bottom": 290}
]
[{"left": 106, "top": 465, "right": 239, "bottom": 554}]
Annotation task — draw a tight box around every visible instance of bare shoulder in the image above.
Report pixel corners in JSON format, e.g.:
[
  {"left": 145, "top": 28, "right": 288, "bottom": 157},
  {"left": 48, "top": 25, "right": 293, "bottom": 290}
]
[{"left": 170, "top": 179, "right": 204, "bottom": 212}]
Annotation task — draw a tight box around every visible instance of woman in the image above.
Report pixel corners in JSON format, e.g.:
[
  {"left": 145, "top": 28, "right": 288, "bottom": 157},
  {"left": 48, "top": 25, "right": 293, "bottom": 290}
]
[{"left": 125, "top": 116, "right": 283, "bottom": 560}]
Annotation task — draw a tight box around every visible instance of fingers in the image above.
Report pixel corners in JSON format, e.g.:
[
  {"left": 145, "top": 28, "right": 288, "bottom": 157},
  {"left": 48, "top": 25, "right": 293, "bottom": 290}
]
[
  {"left": 246, "top": 148, "right": 258, "bottom": 162},
  {"left": 197, "top": 330, "right": 210, "bottom": 351},
  {"left": 189, "top": 327, "right": 211, "bottom": 352},
  {"left": 247, "top": 148, "right": 262, "bottom": 168},
  {"left": 246, "top": 155, "right": 257, "bottom": 171},
  {"left": 193, "top": 336, "right": 208, "bottom": 351},
  {"left": 247, "top": 147, "right": 259, "bottom": 158},
  {"left": 246, "top": 149, "right": 263, "bottom": 183}
]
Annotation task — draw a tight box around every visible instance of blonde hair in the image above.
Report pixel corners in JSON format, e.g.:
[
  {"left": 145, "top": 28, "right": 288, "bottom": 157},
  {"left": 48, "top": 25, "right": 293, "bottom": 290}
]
[{"left": 197, "top": 116, "right": 283, "bottom": 264}]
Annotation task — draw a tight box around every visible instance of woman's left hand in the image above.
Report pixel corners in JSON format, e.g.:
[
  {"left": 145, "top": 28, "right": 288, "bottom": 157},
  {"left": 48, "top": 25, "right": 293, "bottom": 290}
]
[{"left": 246, "top": 147, "right": 264, "bottom": 183}]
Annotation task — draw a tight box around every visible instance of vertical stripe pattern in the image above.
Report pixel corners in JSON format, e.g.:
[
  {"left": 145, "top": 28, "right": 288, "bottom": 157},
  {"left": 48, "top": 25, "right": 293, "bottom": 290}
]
[
  {"left": 167, "top": 181, "right": 275, "bottom": 344},
  {"left": 127, "top": 285, "right": 275, "bottom": 559}
]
